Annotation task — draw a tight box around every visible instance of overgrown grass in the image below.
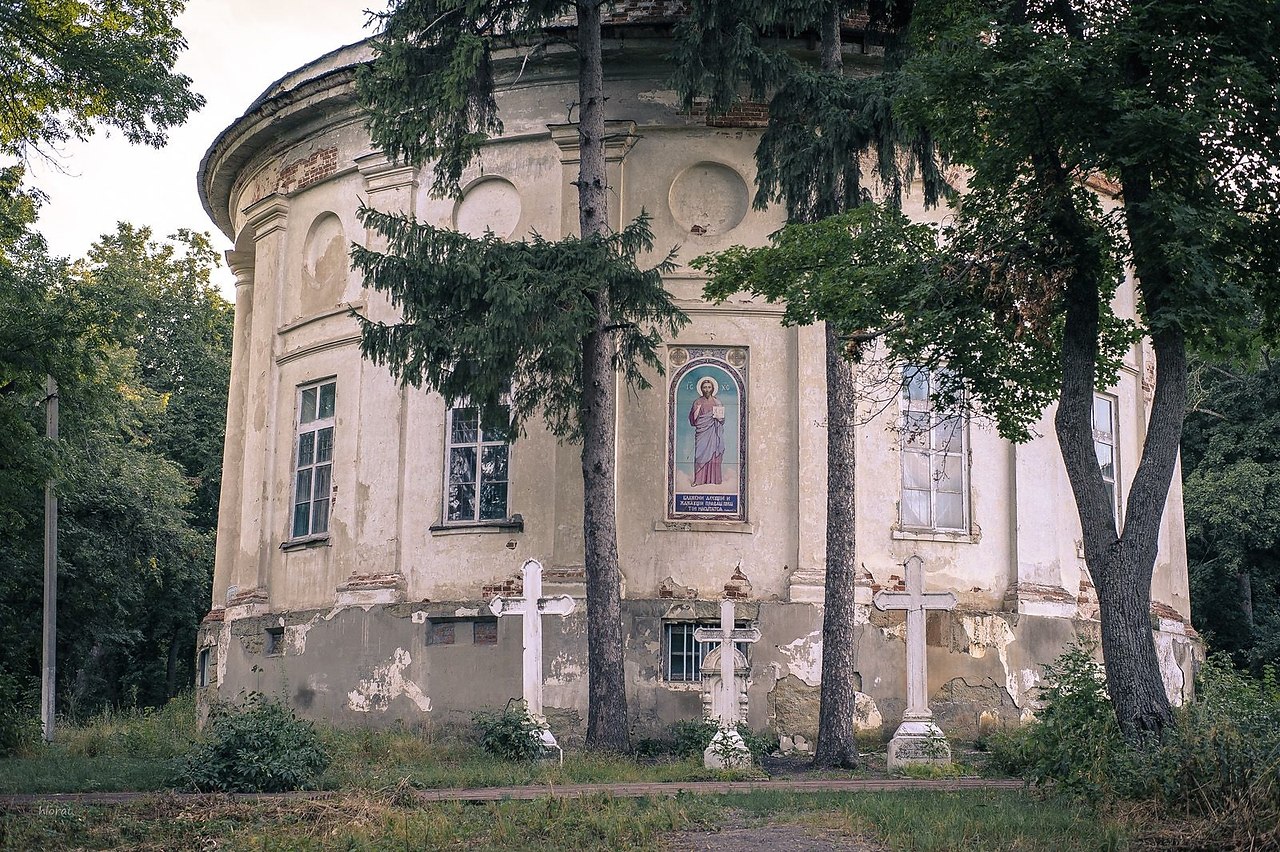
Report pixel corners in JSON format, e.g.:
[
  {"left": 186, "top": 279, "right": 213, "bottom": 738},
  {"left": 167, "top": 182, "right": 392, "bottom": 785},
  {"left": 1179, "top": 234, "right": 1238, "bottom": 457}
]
[{"left": 0, "top": 790, "right": 1128, "bottom": 851}]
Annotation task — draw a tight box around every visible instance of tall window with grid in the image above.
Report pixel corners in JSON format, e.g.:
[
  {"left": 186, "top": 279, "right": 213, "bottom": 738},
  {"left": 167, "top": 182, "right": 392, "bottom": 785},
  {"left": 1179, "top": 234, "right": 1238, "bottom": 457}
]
[
  {"left": 292, "top": 380, "right": 335, "bottom": 539},
  {"left": 663, "top": 621, "right": 752, "bottom": 682},
  {"left": 900, "top": 366, "right": 968, "bottom": 532},
  {"left": 444, "top": 406, "right": 511, "bottom": 523},
  {"left": 1093, "top": 394, "right": 1120, "bottom": 524}
]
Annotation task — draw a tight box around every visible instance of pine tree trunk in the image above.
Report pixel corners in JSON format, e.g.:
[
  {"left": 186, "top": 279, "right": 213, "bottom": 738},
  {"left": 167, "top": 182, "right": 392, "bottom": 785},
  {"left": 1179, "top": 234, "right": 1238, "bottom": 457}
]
[
  {"left": 812, "top": 3, "right": 860, "bottom": 769},
  {"left": 165, "top": 631, "right": 179, "bottom": 698},
  {"left": 576, "top": 1, "right": 628, "bottom": 752}
]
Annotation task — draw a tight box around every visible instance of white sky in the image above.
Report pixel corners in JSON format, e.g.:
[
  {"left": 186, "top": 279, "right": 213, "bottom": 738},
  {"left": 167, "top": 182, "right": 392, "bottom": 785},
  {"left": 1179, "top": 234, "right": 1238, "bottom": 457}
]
[{"left": 27, "top": 1, "right": 379, "bottom": 300}]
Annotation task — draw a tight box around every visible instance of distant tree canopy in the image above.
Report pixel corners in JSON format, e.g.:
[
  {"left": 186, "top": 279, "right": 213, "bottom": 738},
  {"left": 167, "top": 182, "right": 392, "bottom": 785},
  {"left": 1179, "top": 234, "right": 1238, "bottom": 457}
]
[
  {"left": 0, "top": 0, "right": 202, "bottom": 156},
  {"left": 0, "top": 219, "right": 231, "bottom": 712}
]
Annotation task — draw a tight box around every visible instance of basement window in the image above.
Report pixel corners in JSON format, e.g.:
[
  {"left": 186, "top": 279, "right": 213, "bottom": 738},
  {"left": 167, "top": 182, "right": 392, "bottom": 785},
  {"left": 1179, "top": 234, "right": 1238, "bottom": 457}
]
[
  {"left": 197, "top": 648, "right": 211, "bottom": 688},
  {"left": 265, "top": 626, "right": 285, "bottom": 656},
  {"left": 663, "top": 621, "right": 751, "bottom": 683}
]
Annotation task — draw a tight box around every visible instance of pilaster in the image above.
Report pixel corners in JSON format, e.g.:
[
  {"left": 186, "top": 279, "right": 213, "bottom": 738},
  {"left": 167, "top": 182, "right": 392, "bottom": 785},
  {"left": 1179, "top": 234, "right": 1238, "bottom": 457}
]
[{"left": 789, "top": 323, "right": 829, "bottom": 602}]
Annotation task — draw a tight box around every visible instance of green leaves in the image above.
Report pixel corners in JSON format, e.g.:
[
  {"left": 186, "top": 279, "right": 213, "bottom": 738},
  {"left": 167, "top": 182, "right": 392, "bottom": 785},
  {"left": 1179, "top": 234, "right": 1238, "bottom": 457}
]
[
  {"left": 357, "top": 0, "right": 570, "bottom": 196},
  {"left": 352, "top": 208, "right": 686, "bottom": 440},
  {"left": 0, "top": 0, "right": 203, "bottom": 156}
]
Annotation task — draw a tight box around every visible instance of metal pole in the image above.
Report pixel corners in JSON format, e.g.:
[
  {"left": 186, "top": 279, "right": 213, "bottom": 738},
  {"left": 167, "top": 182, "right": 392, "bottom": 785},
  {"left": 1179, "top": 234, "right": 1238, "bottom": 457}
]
[{"left": 41, "top": 375, "right": 58, "bottom": 742}]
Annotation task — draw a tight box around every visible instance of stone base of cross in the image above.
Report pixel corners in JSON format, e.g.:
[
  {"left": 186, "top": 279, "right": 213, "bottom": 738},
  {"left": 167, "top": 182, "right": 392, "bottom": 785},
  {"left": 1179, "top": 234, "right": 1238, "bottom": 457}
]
[
  {"left": 694, "top": 598, "right": 760, "bottom": 770},
  {"left": 873, "top": 555, "right": 957, "bottom": 770},
  {"left": 489, "top": 558, "right": 576, "bottom": 761}
]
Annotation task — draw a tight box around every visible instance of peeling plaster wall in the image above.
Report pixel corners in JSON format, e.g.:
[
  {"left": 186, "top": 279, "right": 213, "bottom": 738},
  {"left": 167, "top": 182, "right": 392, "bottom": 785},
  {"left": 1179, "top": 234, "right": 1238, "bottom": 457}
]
[{"left": 196, "top": 28, "right": 1200, "bottom": 738}]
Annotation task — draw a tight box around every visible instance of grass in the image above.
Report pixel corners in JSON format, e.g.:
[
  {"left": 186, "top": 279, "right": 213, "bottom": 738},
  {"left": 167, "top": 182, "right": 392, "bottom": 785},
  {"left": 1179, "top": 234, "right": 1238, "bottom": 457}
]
[{"left": 0, "top": 790, "right": 1132, "bottom": 851}]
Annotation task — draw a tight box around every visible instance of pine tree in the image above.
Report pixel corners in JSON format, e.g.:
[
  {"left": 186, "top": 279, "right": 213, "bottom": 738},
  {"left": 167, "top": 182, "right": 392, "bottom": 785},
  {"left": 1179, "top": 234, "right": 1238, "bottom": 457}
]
[
  {"left": 353, "top": 1, "right": 686, "bottom": 752},
  {"left": 674, "top": 1, "right": 944, "bottom": 768}
]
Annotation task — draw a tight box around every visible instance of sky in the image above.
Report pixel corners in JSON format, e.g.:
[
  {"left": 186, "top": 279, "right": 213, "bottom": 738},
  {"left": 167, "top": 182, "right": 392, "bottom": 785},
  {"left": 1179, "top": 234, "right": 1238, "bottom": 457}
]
[{"left": 27, "top": 1, "right": 378, "bottom": 300}]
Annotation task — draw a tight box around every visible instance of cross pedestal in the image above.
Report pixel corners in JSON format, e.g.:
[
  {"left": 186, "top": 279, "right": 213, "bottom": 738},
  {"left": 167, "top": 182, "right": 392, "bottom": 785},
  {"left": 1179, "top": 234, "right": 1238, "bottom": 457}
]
[
  {"left": 693, "top": 598, "right": 761, "bottom": 769},
  {"left": 873, "top": 555, "right": 957, "bottom": 769},
  {"left": 489, "top": 559, "right": 576, "bottom": 759}
]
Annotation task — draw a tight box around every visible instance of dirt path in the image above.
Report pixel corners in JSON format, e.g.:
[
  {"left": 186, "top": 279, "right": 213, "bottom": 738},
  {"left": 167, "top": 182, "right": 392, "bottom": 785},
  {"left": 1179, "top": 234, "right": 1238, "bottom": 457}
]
[{"left": 0, "top": 777, "right": 1025, "bottom": 809}]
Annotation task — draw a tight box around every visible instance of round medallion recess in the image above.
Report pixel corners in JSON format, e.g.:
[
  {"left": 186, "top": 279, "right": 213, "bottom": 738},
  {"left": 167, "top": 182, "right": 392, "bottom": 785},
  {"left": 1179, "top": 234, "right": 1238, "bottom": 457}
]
[
  {"left": 453, "top": 177, "right": 522, "bottom": 239},
  {"left": 668, "top": 162, "right": 750, "bottom": 237}
]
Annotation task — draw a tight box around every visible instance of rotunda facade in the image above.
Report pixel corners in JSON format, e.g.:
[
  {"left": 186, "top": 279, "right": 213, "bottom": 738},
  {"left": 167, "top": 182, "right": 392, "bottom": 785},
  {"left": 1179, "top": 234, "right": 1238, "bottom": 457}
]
[{"left": 196, "top": 20, "right": 1198, "bottom": 740}]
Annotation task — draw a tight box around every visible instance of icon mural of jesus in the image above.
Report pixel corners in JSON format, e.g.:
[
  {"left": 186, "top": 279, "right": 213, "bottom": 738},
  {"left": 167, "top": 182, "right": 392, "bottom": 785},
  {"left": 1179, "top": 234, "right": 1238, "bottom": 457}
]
[{"left": 688, "top": 377, "right": 725, "bottom": 486}]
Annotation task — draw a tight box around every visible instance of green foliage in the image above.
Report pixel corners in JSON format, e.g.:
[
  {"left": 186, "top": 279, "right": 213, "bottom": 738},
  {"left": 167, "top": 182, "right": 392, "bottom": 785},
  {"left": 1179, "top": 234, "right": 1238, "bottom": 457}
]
[
  {"left": 57, "top": 692, "right": 198, "bottom": 760},
  {"left": 357, "top": 0, "right": 569, "bottom": 196},
  {"left": 1181, "top": 354, "right": 1280, "bottom": 672},
  {"left": 473, "top": 701, "right": 546, "bottom": 762},
  {"left": 179, "top": 699, "right": 329, "bottom": 793},
  {"left": 992, "top": 647, "right": 1280, "bottom": 848},
  {"left": 987, "top": 639, "right": 1126, "bottom": 801},
  {"left": 0, "top": 667, "right": 39, "bottom": 758},
  {"left": 672, "top": 1, "right": 947, "bottom": 220},
  {"left": 0, "top": 0, "right": 203, "bottom": 156},
  {"left": 662, "top": 718, "right": 775, "bottom": 764},
  {"left": 351, "top": 209, "right": 686, "bottom": 439}
]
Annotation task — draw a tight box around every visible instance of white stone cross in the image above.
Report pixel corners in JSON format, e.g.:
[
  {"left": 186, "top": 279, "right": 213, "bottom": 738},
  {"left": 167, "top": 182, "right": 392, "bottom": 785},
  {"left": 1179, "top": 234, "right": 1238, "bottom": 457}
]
[
  {"left": 694, "top": 598, "right": 761, "bottom": 727},
  {"left": 488, "top": 559, "right": 575, "bottom": 718},
  {"left": 873, "top": 554, "right": 957, "bottom": 766}
]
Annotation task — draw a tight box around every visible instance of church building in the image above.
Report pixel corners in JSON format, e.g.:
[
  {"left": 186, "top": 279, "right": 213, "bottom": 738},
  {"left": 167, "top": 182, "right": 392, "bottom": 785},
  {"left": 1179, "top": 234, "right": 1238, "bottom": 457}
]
[{"left": 195, "top": 8, "right": 1198, "bottom": 742}]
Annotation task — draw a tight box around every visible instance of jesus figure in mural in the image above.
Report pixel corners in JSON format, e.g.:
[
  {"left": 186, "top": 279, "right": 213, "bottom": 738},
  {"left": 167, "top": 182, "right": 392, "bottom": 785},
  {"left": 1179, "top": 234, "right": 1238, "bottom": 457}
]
[{"left": 689, "top": 378, "right": 726, "bottom": 486}]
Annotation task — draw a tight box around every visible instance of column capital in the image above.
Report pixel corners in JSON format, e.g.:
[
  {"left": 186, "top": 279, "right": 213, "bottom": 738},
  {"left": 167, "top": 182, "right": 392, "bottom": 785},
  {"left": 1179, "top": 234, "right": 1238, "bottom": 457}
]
[
  {"left": 242, "top": 193, "right": 289, "bottom": 241},
  {"left": 224, "top": 250, "right": 255, "bottom": 290},
  {"left": 547, "top": 120, "right": 638, "bottom": 165},
  {"left": 354, "top": 150, "right": 419, "bottom": 194}
]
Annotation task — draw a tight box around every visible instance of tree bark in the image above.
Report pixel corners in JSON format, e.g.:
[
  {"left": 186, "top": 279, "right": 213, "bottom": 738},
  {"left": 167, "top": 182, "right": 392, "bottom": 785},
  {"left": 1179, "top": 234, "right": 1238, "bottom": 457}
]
[
  {"left": 812, "top": 4, "right": 860, "bottom": 770},
  {"left": 1053, "top": 151, "right": 1177, "bottom": 735},
  {"left": 165, "top": 631, "right": 179, "bottom": 699},
  {"left": 576, "top": 0, "right": 628, "bottom": 752}
]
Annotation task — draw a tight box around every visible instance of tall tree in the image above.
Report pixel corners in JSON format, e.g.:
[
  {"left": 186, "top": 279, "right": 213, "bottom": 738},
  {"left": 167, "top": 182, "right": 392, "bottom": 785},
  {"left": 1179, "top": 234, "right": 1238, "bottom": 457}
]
[
  {"left": 354, "top": 1, "right": 686, "bottom": 751},
  {"left": 699, "top": 0, "right": 1280, "bottom": 736},
  {"left": 674, "top": 2, "right": 944, "bottom": 767},
  {"left": 0, "top": 0, "right": 202, "bottom": 156}
]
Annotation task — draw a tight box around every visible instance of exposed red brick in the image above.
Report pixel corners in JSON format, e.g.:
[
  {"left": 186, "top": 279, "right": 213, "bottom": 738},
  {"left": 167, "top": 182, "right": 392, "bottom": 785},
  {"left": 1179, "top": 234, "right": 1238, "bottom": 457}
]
[{"left": 277, "top": 147, "right": 341, "bottom": 196}]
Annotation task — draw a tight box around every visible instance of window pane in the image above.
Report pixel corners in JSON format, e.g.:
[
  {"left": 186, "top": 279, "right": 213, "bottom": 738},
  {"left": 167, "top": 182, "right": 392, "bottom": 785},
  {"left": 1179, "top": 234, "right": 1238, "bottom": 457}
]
[
  {"left": 298, "top": 432, "right": 315, "bottom": 467},
  {"left": 480, "top": 407, "right": 512, "bottom": 443},
  {"left": 481, "top": 445, "right": 509, "bottom": 482},
  {"left": 903, "top": 411, "right": 930, "bottom": 447},
  {"left": 902, "top": 489, "right": 930, "bottom": 527},
  {"left": 937, "top": 492, "right": 965, "bottom": 529},
  {"left": 300, "top": 387, "right": 318, "bottom": 424},
  {"left": 292, "top": 500, "right": 311, "bottom": 538},
  {"left": 316, "top": 427, "right": 334, "bottom": 463},
  {"left": 313, "top": 464, "right": 331, "bottom": 504},
  {"left": 934, "top": 454, "right": 963, "bottom": 493},
  {"left": 311, "top": 490, "right": 330, "bottom": 533},
  {"left": 451, "top": 408, "right": 478, "bottom": 444},
  {"left": 294, "top": 468, "right": 313, "bottom": 505},
  {"left": 318, "top": 383, "right": 336, "bottom": 419},
  {"left": 479, "top": 482, "right": 508, "bottom": 520},
  {"left": 449, "top": 447, "right": 476, "bottom": 486},
  {"left": 1103, "top": 483, "right": 1116, "bottom": 516},
  {"left": 934, "top": 415, "right": 963, "bottom": 451},
  {"left": 448, "top": 483, "right": 476, "bottom": 521},
  {"left": 1095, "top": 443, "right": 1114, "bottom": 480},
  {"left": 1093, "top": 396, "right": 1113, "bottom": 435},
  {"left": 903, "top": 451, "right": 931, "bottom": 490},
  {"left": 904, "top": 366, "right": 929, "bottom": 401}
]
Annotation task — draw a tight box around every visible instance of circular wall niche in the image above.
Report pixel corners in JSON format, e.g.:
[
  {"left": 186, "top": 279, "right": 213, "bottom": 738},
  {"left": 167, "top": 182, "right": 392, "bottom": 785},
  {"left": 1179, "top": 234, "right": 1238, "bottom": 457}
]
[
  {"left": 453, "top": 177, "right": 522, "bottom": 239},
  {"left": 668, "top": 162, "right": 750, "bottom": 237}
]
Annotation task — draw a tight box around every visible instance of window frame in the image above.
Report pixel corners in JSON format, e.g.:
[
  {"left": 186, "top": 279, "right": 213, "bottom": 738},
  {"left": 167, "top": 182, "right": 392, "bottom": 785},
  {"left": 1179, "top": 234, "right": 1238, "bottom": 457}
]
[
  {"left": 290, "top": 378, "right": 336, "bottom": 542},
  {"left": 196, "top": 647, "right": 211, "bottom": 688},
  {"left": 441, "top": 404, "right": 513, "bottom": 526},
  {"left": 898, "top": 366, "right": 970, "bottom": 533},
  {"left": 662, "top": 620, "right": 752, "bottom": 683},
  {"left": 1092, "top": 392, "right": 1121, "bottom": 526}
]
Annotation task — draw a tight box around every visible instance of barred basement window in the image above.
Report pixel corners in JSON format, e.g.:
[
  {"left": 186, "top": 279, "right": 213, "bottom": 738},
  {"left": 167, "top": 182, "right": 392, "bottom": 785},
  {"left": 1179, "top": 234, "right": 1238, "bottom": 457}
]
[
  {"left": 292, "top": 379, "right": 336, "bottom": 539},
  {"left": 444, "top": 406, "right": 511, "bottom": 524},
  {"left": 663, "top": 621, "right": 751, "bottom": 683},
  {"left": 900, "top": 366, "right": 969, "bottom": 532}
]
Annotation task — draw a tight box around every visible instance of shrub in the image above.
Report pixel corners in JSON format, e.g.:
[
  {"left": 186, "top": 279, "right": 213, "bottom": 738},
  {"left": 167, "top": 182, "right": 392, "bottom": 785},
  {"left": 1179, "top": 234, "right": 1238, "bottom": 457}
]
[
  {"left": 474, "top": 701, "right": 545, "bottom": 762},
  {"left": 0, "top": 668, "right": 39, "bottom": 758},
  {"left": 179, "top": 698, "right": 329, "bottom": 792},
  {"left": 667, "top": 717, "right": 775, "bottom": 763}
]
